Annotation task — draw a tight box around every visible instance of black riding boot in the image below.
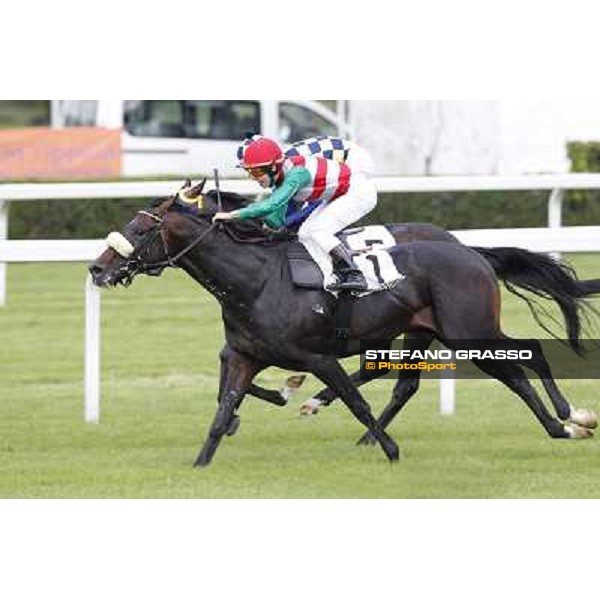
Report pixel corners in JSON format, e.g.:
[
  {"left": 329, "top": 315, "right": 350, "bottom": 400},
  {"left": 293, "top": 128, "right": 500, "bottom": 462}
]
[{"left": 327, "top": 244, "right": 368, "bottom": 292}]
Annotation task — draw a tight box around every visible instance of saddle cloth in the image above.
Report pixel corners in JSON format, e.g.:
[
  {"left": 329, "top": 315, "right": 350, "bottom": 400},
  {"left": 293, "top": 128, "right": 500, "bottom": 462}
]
[{"left": 288, "top": 225, "right": 405, "bottom": 295}]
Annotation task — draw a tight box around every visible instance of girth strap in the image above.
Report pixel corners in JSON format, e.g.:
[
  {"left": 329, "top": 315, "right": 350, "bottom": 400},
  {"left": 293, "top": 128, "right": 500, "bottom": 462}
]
[{"left": 334, "top": 291, "right": 354, "bottom": 355}]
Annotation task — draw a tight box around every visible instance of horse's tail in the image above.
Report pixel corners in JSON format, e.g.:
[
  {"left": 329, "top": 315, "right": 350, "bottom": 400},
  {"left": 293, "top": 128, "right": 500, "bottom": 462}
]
[
  {"left": 471, "top": 246, "right": 596, "bottom": 356},
  {"left": 573, "top": 279, "right": 600, "bottom": 296}
]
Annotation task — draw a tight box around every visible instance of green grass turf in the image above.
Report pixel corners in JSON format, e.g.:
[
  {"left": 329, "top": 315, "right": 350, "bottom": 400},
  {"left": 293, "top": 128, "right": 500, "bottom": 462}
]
[{"left": 1, "top": 255, "right": 599, "bottom": 498}]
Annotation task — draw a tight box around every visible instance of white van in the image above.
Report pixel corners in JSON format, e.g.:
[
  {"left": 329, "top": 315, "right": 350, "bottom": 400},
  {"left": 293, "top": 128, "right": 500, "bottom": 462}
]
[{"left": 51, "top": 100, "right": 350, "bottom": 177}]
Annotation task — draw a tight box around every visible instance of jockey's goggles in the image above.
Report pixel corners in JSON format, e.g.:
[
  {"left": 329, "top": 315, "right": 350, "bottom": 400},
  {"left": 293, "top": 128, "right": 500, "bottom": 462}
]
[{"left": 244, "top": 164, "right": 279, "bottom": 178}]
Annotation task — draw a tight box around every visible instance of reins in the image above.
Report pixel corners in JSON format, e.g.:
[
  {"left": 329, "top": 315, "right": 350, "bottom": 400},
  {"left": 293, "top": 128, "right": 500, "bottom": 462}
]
[
  {"left": 129, "top": 209, "right": 217, "bottom": 273},
  {"left": 126, "top": 174, "right": 290, "bottom": 277},
  {"left": 158, "top": 222, "right": 218, "bottom": 268},
  {"left": 220, "top": 223, "right": 286, "bottom": 246}
]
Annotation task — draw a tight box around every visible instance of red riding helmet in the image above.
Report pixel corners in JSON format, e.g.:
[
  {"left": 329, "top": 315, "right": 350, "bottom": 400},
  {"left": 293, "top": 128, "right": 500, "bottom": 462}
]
[{"left": 239, "top": 137, "right": 284, "bottom": 169}]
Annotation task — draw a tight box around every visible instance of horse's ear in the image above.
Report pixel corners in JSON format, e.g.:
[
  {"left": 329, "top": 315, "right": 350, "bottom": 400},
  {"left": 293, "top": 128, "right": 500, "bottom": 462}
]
[
  {"left": 186, "top": 178, "right": 207, "bottom": 199},
  {"left": 180, "top": 178, "right": 192, "bottom": 190}
]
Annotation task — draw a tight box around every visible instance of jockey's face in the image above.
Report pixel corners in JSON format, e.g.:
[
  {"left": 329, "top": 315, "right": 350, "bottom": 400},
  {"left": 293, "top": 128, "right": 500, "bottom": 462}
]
[{"left": 255, "top": 172, "right": 272, "bottom": 188}]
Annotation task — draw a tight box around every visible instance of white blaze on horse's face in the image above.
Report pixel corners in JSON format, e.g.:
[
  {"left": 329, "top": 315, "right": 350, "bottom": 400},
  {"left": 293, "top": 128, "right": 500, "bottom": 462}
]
[{"left": 106, "top": 231, "right": 134, "bottom": 258}]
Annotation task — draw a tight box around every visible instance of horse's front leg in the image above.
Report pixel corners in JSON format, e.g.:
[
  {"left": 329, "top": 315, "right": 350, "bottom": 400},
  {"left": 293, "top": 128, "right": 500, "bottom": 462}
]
[
  {"left": 300, "top": 341, "right": 393, "bottom": 415},
  {"left": 300, "top": 366, "right": 388, "bottom": 415},
  {"left": 194, "top": 346, "right": 263, "bottom": 468},
  {"left": 248, "top": 374, "right": 307, "bottom": 407},
  {"left": 310, "top": 356, "right": 400, "bottom": 462}
]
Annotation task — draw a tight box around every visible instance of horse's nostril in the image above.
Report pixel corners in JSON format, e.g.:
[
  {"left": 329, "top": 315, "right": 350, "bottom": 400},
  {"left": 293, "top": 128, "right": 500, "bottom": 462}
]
[{"left": 88, "top": 263, "right": 103, "bottom": 279}]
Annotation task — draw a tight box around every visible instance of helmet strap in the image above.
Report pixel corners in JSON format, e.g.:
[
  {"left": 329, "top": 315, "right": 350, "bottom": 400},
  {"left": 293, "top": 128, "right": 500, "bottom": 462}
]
[{"left": 269, "top": 163, "right": 283, "bottom": 187}]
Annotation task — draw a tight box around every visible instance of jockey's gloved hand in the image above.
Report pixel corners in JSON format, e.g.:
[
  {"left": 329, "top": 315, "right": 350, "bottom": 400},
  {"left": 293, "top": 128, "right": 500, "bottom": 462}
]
[
  {"left": 263, "top": 225, "right": 296, "bottom": 241},
  {"left": 212, "top": 211, "right": 239, "bottom": 223}
]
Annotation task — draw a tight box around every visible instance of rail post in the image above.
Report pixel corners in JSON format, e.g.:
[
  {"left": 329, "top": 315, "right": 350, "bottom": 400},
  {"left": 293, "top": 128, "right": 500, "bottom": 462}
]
[
  {"left": 0, "top": 201, "right": 8, "bottom": 306},
  {"left": 548, "top": 188, "right": 563, "bottom": 260},
  {"left": 439, "top": 376, "right": 456, "bottom": 415},
  {"left": 84, "top": 275, "right": 101, "bottom": 423}
]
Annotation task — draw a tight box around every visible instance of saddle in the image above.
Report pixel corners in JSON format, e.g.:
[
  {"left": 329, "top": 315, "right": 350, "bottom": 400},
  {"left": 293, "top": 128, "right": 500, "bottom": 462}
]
[
  {"left": 287, "top": 225, "right": 403, "bottom": 293},
  {"left": 287, "top": 242, "right": 323, "bottom": 288}
]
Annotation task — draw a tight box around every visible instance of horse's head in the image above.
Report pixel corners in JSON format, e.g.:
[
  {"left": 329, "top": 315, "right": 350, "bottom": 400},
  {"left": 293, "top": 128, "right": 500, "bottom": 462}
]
[{"left": 88, "top": 178, "right": 208, "bottom": 288}]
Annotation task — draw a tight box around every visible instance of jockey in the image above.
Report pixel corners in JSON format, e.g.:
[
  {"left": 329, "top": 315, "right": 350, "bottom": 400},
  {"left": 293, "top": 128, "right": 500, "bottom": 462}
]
[{"left": 212, "top": 133, "right": 377, "bottom": 293}]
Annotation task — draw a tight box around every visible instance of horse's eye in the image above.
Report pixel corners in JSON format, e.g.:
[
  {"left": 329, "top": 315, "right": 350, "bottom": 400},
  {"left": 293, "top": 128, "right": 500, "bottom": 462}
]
[{"left": 126, "top": 219, "right": 148, "bottom": 239}]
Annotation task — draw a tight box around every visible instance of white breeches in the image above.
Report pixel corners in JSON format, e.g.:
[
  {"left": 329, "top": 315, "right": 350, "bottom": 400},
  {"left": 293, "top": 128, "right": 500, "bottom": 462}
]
[
  {"left": 297, "top": 174, "right": 378, "bottom": 266},
  {"left": 345, "top": 144, "right": 376, "bottom": 177}
]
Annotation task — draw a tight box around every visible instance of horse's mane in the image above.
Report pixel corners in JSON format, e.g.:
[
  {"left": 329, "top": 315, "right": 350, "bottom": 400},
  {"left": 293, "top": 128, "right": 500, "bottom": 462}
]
[
  {"left": 204, "top": 189, "right": 253, "bottom": 211},
  {"left": 174, "top": 190, "right": 293, "bottom": 246},
  {"left": 148, "top": 189, "right": 252, "bottom": 211},
  {"left": 203, "top": 189, "right": 297, "bottom": 244},
  {"left": 146, "top": 188, "right": 292, "bottom": 246}
]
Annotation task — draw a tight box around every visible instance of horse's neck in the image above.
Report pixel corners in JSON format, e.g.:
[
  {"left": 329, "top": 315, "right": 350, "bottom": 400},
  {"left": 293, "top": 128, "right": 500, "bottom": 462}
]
[{"left": 177, "top": 229, "right": 275, "bottom": 307}]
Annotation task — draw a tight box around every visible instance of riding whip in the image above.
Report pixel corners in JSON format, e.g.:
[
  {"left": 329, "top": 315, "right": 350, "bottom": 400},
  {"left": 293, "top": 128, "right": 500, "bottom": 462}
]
[{"left": 213, "top": 167, "right": 223, "bottom": 213}]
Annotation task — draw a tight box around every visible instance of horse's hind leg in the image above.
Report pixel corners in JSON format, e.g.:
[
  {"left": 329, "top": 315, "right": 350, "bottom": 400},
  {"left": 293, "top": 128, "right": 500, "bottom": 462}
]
[
  {"left": 512, "top": 338, "right": 598, "bottom": 429},
  {"left": 358, "top": 332, "right": 435, "bottom": 445},
  {"left": 471, "top": 356, "right": 590, "bottom": 439},
  {"left": 428, "top": 268, "right": 570, "bottom": 437}
]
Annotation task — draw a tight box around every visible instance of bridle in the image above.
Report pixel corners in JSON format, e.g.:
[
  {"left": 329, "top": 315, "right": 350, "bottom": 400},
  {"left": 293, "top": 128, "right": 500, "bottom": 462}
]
[
  {"left": 107, "top": 176, "right": 289, "bottom": 286},
  {"left": 116, "top": 206, "right": 217, "bottom": 285}
]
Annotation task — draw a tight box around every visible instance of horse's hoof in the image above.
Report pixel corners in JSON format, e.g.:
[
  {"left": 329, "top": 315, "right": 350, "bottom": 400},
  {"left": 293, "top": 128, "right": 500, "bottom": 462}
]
[
  {"left": 193, "top": 455, "right": 211, "bottom": 468},
  {"left": 226, "top": 415, "right": 241, "bottom": 437},
  {"left": 387, "top": 449, "right": 400, "bottom": 462},
  {"left": 569, "top": 407, "right": 598, "bottom": 430},
  {"left": 356, "top": 432, "right": 378, "bottom": 446},
  {"left": 281, "top": 374, "right": 307, "bottom": 404},
  {"left": 565, "top": 423, "right": 594, "bottom": 439},
  {"left": 300, "top": 397, "right": 322, "bottom": 416},
  {"left": 286, "top": 374, "right": 307, "bottom": 389}
]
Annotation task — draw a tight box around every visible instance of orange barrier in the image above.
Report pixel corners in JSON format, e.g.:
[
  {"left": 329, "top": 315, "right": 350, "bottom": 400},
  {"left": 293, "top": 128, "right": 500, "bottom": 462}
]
[{"left": 0, "top": 127, "right": 121, "bottom": 179}]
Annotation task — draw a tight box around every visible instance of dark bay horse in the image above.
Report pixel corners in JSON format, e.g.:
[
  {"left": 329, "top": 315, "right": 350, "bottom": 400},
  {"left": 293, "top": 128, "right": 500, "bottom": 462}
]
[
  {"left": 89, "top": 182, "right": 598, "bottom": 466},
  {"left": 202, "top": 187, "right": 600, "bottom": 424}
]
